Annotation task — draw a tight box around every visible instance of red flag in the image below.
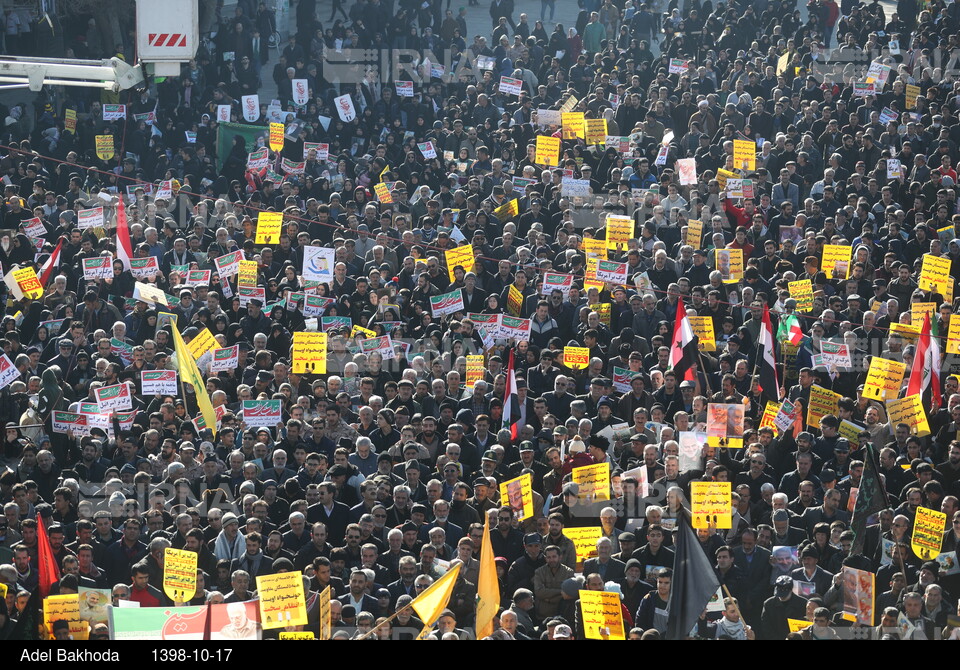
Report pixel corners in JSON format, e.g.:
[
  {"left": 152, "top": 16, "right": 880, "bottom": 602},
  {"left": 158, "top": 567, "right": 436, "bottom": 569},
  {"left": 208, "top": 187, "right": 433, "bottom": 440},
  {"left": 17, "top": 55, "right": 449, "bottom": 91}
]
[
  {"left": 38, "top": 238, "right": 63, "bottom": 288},
  {"left": 36, "top": 514, "right": 60, "bottom": 599}
]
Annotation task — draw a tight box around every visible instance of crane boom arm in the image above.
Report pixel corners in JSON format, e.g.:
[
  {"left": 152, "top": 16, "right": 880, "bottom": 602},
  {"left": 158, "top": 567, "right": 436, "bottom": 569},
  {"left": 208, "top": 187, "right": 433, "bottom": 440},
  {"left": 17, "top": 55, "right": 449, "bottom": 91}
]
[{"left": 0, "top": 56, "right": 144, "bottom": 92}]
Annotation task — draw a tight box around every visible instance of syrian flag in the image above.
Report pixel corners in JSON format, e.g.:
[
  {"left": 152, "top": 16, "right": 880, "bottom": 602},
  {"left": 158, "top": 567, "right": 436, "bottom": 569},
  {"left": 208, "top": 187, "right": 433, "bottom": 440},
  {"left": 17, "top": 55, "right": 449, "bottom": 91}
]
[
  {"left": 502, "top": 348, "right": 521, "bottom": 439},
  {"left": 116, "top": 197, "right": 133, "bottom": 271},
  {"left": 777, "top": 313, "right": 804, "bottom": 346},
  {"left": 670, "top": 296, "right": 698, "bottom": 382},
  {"left": 758, "top": 304, "right": 781, "bottom": 400},
  {"left": 38, "top": 237, "right": 63, "bottom": 288},
  {"left": 907, "top": 311, "right": 941, "bottom": 411}
]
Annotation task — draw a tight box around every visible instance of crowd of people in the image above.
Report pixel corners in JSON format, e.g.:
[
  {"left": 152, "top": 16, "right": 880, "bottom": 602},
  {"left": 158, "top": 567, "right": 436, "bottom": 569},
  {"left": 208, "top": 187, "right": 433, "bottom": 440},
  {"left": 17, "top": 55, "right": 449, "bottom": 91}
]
[{"left": 0, "top": 0, "right": 959, "bottom": 642}]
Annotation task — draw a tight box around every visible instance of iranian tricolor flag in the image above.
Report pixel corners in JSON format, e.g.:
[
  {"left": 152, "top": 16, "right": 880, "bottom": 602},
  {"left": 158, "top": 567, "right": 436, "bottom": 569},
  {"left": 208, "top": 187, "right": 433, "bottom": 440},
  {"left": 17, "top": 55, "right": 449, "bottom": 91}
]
[
  {"left": 907, "top": 311, "right": 941, "bottom": 411},
  {"left": 116, "top": 197, "right": 133, "bottom": 271},
  {"left": 502, "top": 349, "right": 521, "bottom": 439},
  {"left": 777, "top": 313, "right": 804, "bottom": 346}
]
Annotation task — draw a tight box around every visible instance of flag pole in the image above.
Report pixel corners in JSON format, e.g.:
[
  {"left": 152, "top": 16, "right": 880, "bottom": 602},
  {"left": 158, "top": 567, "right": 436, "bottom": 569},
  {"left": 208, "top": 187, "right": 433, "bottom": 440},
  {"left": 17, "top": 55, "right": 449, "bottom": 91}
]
[
  {"left": 355, "top": 599, "right": 417, "bottom": 640},
  {"left": 721, "top": 584, "right": 749, "bottom": 636}
]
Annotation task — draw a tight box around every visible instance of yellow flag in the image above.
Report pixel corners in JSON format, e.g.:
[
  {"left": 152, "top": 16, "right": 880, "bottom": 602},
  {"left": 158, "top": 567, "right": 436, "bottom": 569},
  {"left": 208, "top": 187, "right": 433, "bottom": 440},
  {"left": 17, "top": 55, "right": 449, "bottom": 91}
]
[
  {"left": 380, "top": 163, "right": 391, "bottom": 182},
  {"left": 410, "top": 561, "right": 461, "bottom": 632},
  {"left": 476, "top": 510, "right": 499, "bottom": 639},
  {"left": 172, "top": 326, "right": 217, "bottom": 437}
]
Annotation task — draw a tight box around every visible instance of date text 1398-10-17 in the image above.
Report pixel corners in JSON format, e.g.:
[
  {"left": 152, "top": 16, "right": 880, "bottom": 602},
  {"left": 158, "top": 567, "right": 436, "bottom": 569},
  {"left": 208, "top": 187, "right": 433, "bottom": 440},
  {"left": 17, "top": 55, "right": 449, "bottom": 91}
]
[{"left": 153, "top": 649, "right": 234, "bottom": 662}]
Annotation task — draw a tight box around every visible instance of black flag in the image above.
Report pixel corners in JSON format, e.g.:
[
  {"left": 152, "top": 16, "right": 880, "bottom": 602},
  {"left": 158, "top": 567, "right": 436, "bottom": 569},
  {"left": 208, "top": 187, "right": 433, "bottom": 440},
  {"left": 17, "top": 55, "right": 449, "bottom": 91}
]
[
  {"left": 850, "top": 443, "right": 887, "bottom": 556},
  {"left": 666, "top": 508, "right": 721, "bottom": 640}
]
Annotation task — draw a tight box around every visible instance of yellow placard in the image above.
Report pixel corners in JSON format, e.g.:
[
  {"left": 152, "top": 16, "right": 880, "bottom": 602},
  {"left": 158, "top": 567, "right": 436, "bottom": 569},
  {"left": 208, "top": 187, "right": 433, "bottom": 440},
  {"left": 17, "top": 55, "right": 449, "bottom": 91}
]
[
  {"left": 187, "top": 327, "right": 217, "bottom": 360},
  {"left": 238, "top": 260, "right": 259, "bottom": 287},
  {"left": 787, "top": 618, "right": 810, "bottom": 633},
  {"left": 535, "top": 135, "right": 561, "bottom": 166},
  {"left": 688, "top": 316, "right": 716, "bottom": 351},
  {"left": 889, "top": 322, "right": 920, "bottom": 341},
  {"left": 947, "top": 318, "right": 960, "bottom": 354},
  {"left": 292, "top": 332, "right": 328, "bottom": 374},
  {"left": 279, "top": 631, "right": 315, "bottom": 639},
  {"left": 561, "top": 111, "right": 585, "bottom": 139},
  {"left": 499, "top": 472, "right": 535, "bottom": 521},
  {"left": 776, "top": 50, "right": 792, "bottom": 76},
  {"left": 562, "top": 526, "right": 603, "bottom": 563},
  {"left": 559, "top": 95, "right": 579, "bottom": 113},
  {"left": 269, "top": 122, "right": 285, "bottom": 151},
  {"left": 466, "top": 354, "right": 485, "bottom": 388},
  {"left": 886, "top": 394, "right": 930, "bottom": 437},
  {"left": 912, "top": 506, "right": 946, "bottom": 559},
  {"left": 584, "top": 278, "right": 605, "bottom": 293},
  {"left": 604, "top": 214, "right": 634, "bottom": 250},
  {"left": 572, "top": 461, "right": 610, "bottom": 502},
  {"left": 584, "top": 118, "right": 607, "bottom": 144},
  {"left": 257, "top": 571, "right": 308, "bottom": 630},
  {"left": 590, "top": 302, "right": 612, "bottom": 327},
  {"left": 445, "top": 245, "right": 476, "bottom": 282},
  {"left": 905, "top": 84, "right": 921, "bottom": 109},
  {"left": 715, "top": 248, "right": 744, "bottom": 283},
  {"left": 133, "top": 282, "right": 169, "bottom": 306},
  {"left": 822, "top": 244, "right": 852, "bottom": 280},
  {"left": 12, "top": 266, "right": 43, "bottom": 299},
  {"left": 43, "top": 594, "right": 87, "bottom": 640},
  {"left": 564, "top": 346, "right": 591, "bottom": 369},
  {"left": 583, "top": 237, "right": 607, "bottom": 260},
  {"left": 839, "top": 419, "right": 865, "bottom": 441},
  {"left": 716, "top": 168, "right": 738, "bottom": 190},
  {"left": 862, "top": 357, "right": 906, "bottom": 401},
  {"left": 351, "top": 325, "right": 377, "bottom": 339},
  {"left": 918, "top": 254, "right": 952, "bottom": 293},
  {"left": 733, "top": 139, "right": 756, "bottom": 171},
  {"left": 64, "top": 108, "right": 77, "bottom": 133},
  {"left": 506, "top": 284, "right": 524, "bottom": 317},
  {"left": 318, "top": 585, "right": 331, "bottom": 640},
  {"left": 806, "top": 385, "right": 841, "bottom": 427},
  {"left": 162, "top": 547, "right": 198, "bottom": 602},
  {"left": 374, "top": 181, "right": 393, "bottom": 203},
  {"left": 685, "top": 219, "right": 703, "bottom": 248},
  {"left": 256, "top": 211, "right": 283, "bottom": 244},
  {"left": 707, "top": 402, "right": 745, "bottom": 449},
  {"left": 95, "top": 134, "right": 114, "bottom": 160},
  {"left": 911, "top": 302, "right": 938, "bottom": 326},
  {"left": 578, "top": 590, "right": 626, "bottom": 640},
  {"left": 788, "top": 279, "right": 814, "bottom": 312},
  {"left": 493, "top": 198, "right": 519, "bottom": 221},
  {"left": 759, "top": 400, "right": 779, "bottom": 431},
  {"left": 691, "top": 481, "right": 732, "bottom": 529}
]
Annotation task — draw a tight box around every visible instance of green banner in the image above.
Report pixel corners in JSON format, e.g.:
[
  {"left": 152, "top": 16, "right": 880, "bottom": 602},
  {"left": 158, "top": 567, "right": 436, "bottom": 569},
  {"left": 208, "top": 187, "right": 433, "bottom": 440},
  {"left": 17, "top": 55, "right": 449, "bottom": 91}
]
[{"left": 216, "top": 122, "right": 269, "bottom": 171}]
